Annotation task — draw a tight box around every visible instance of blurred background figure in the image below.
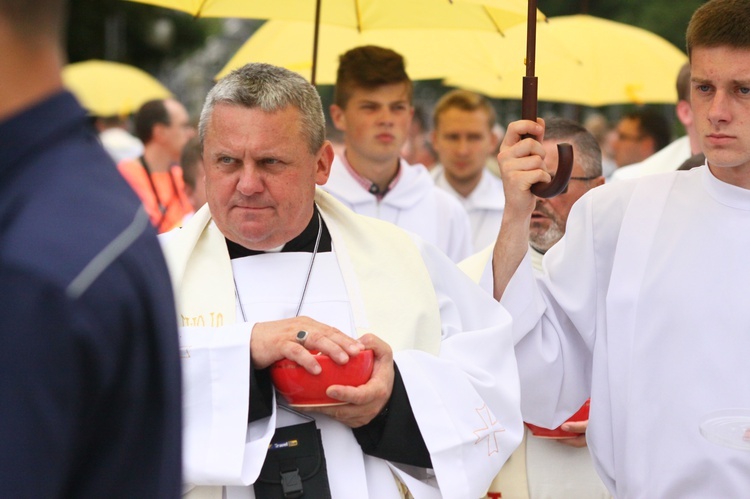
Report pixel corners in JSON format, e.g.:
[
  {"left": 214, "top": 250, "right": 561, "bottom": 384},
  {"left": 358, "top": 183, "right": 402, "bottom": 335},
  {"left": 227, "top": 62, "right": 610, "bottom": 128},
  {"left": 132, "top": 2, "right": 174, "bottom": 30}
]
[
  {"left": 324, "top": 45, "right": 473, "bottom": 262},
  {"left": 583, "top": 113, "right": 617, "bottom": 179},
  {"left": 401, "top": 104, "right": 438, "bottom": 169},
  {"left": 94, "top": 114, "right": 143, "bottom": 163},
  {"left": 180, "top": 136, "right": 206, "bottom": 215},
  {"left": 430, "top": 89, "right": 504, "bottom": 252},
  {"left": 610, "top": 107, "right": 672, "bottom": 171},
  {"left": 610, "top": 62, "right": 703, "bottom": 181},
  {"left": 118, "top": 97, "right": 195, "bottom": 233}
]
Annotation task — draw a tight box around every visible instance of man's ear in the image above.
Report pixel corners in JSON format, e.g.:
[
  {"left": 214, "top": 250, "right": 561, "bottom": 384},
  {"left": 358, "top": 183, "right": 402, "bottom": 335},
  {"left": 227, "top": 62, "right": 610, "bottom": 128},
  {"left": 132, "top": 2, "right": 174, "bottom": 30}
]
[
  {"left": 676, "top": 100, "right": 693, "bottom": 128},
  {"left": 429, "top": 128, "right": 438, "bottom": 147},
  {"left": 152, "top": 123, "right": 168, "bottom": 143},
  {"left": 330, "top": 104, "right": 345, "bottom": 132},
  {"left": 641, "top": 136, "right": 657, "bottom": 156},
  {"left": 315, "top": 141, "right": 335, "bottom": 186}
]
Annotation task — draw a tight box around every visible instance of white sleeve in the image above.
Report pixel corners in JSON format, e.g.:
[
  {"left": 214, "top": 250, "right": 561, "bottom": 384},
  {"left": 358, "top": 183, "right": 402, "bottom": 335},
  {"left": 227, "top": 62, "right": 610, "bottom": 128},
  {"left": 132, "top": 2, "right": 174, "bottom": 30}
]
[
  {"left": 180, "top": 324, "right": 276, "bottom": 486},
  {"left": 395, "top": 238, "right": 524, "bottom": 499},
  {"left": 500, "top": 192, "right": 605, "bottom": 429}
]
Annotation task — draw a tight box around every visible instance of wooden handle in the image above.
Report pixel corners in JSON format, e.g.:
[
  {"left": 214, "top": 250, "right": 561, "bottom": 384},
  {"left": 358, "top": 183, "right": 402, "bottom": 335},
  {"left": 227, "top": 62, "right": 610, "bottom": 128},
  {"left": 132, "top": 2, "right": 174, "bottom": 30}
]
[{"left": 530, "top": 143, "right": 574, "bottom": 198}]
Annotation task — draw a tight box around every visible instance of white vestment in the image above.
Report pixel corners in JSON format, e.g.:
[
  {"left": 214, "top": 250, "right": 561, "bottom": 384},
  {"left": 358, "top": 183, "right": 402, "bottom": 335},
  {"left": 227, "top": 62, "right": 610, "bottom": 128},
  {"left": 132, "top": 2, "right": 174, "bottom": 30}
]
[
  {"left": 161, "top": 190, "right": 522, "bottom": 499},
  {"left": 431, "top": 165, "right": 505, "bottom": 252},
  {"left": 322, "top": 156, "right": 473, "bottom": 262},
  {"left": 502, "top": 165, "right": 750, "bottom": 498},
  {"left": 460, "top": 249, "right": 610, "bottom": 499},
  {"left": 608, "top": 135, "right": 691, "bottom": 182}
]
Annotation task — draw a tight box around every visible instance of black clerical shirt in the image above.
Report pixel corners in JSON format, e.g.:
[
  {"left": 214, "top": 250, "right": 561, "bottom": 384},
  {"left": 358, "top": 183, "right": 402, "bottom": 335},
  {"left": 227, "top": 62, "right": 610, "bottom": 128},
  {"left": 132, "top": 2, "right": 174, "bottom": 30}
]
[{"left": 229, "top": 206, "right": 432, "bottom": 468}]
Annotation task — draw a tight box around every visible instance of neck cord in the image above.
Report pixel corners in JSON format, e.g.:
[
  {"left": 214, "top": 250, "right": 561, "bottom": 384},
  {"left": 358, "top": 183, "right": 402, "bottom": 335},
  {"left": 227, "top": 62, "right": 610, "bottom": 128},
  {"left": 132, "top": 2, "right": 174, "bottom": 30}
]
[{"left": 235, "top": 211, "right": 323, "bottom": 322}]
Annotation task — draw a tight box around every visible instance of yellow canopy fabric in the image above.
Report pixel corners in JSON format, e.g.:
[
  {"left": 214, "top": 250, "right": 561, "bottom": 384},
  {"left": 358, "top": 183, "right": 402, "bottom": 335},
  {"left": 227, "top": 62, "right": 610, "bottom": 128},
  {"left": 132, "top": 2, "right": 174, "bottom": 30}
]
[
  {"left": 62, "top": 60, "right": 172, "bottom": 116},
  {"left": 126, "top": 0, "right": 544, "bottom": 34},
  {"left": 216, "top": 20, "right": 509, "bottom": 84},
  {"left": 444, "top": 15, "right": 688, "bottom": 106}
]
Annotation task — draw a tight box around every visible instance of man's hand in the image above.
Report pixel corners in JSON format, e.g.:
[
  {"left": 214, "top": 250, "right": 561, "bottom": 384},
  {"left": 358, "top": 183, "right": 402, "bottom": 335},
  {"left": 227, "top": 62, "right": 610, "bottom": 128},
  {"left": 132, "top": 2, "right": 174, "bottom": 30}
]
[
  {"left": 492, "top": 118, "right": 549, "bottom": 301},
  {"left": 250, "top": 317, "right": 364, "bottom": 371},
  {"left": 304, "top": 333, "right": 394, "bottom": 428},
  {"left": 497, "top": 119, "right": 549, "bottom": 220},
  {"left": 558, "top": 420, "right": 588, "bottom": 448}
]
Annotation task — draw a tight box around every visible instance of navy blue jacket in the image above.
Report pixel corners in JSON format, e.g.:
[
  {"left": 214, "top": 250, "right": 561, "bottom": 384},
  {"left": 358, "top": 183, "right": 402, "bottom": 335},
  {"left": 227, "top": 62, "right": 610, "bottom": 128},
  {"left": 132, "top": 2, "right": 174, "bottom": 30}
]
[{"left": 0, "top": 91, "right": 182, "bottom": 497}]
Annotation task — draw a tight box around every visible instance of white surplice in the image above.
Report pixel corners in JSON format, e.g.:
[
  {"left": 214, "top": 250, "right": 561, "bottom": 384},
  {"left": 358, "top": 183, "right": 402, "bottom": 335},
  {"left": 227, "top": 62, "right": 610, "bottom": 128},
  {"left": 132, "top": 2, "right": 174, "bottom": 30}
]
[
  {"left": 431, "top": 165, "right": 505, "bottom": 253},
  {"left": 502, "top": 165, "right": 750, "bottom": 498},
  {"left": 321, "top": 156, "right": 473, "bottom": 262},
  {"left": 460, "top": 250, "right": 611, "bottom": 499},
  {"left": 162, "top": 189, "right": 522, "bottom": 499}
]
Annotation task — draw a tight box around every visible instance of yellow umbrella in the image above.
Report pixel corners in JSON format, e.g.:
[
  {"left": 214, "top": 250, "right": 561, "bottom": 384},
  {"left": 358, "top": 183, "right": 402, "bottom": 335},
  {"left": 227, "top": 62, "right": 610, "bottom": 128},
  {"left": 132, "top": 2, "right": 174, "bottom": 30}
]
[
  {"left": 216, "top": 20, "right": 510, "bottom": 84},
  {"left": 126, "top": 0, "right": 540, "bottom": 31},
  {"left": 62, "top": 60, "right": 172, "bottom": 116},
  {"left": 443, "top": 15, "right": 688, "bottom": 106},
  {"left": 126, "top": 0, "right": 545, "bottom": 83}
]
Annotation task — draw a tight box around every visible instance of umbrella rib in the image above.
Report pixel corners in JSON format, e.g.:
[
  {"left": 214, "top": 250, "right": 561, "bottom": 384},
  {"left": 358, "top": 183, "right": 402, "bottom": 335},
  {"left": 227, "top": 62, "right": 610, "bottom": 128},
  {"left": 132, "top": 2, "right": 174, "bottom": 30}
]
[
  {"left": 354, "top": 0, "right": 362, "bottom": 33},
  {"left": 481, "top": 6, "right": 506, "bottom": 36},
  {"left": 195, "top": 0, "right": 209, "bottom": 17}
]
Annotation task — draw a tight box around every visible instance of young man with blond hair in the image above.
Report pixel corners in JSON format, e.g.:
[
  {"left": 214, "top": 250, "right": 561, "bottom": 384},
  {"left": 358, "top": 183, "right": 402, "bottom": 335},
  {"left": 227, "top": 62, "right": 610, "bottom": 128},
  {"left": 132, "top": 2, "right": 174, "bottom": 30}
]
[{"left": 431, "top": 89, "right": 504, "bottom": 251}]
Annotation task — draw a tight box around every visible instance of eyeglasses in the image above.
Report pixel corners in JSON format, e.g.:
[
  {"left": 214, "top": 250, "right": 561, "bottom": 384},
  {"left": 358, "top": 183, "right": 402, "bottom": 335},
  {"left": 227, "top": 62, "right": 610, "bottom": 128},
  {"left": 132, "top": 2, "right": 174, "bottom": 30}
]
[{"left": 559, "top": 175, "right": 598, "bottom": 195}]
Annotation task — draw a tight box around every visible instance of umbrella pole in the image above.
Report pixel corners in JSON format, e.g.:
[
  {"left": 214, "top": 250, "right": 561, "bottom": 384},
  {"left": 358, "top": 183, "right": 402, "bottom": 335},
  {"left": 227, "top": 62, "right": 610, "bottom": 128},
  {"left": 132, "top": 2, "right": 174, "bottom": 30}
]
[
  {"left": 311, "top": 0, "right": 322, "bottom": 85},
  {"left": 521, "top": 0, "right": 537, "bottom": 123},
  {"left": 523, "top": 0, "right": 573, "bottom": 199}
]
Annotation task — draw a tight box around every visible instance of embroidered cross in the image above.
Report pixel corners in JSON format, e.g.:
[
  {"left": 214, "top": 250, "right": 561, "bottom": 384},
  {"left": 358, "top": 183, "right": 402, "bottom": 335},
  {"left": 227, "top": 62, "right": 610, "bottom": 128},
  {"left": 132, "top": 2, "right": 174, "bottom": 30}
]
[{"left": 473, "top": 404, "right": 505, "bottom": 456}]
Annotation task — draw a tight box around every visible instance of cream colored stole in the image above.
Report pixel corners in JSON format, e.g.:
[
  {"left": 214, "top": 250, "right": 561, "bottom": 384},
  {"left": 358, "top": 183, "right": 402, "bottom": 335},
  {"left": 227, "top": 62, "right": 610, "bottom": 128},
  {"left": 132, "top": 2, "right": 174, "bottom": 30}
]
[{"left": 163, "top": 189, "right": 443, "bottom": 497}]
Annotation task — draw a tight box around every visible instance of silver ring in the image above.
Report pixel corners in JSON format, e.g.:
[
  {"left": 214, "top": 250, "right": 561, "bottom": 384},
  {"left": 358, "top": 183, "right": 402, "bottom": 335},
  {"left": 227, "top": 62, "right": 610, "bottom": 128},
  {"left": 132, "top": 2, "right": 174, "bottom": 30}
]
[{"left": 295, "top": 330, "right": 309, "bottom": 345}]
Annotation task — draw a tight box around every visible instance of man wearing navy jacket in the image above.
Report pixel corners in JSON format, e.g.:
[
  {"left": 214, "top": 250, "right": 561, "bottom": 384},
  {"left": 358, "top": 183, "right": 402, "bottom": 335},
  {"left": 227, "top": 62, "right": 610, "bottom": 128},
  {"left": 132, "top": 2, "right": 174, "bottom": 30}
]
[{"left": 0, "top": 1, "right": 182, "bottom": 497}]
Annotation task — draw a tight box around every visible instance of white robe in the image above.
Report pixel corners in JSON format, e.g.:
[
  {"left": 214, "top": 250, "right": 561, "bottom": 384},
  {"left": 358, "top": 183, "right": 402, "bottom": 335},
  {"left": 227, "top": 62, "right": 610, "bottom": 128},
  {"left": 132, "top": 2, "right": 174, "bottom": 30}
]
[
  {"left": 460, "top": 249, "right": 610, "bottom": 499},
  {"left": 322, "top": 156, "right": 473, "bottom": 262},
  {"left": 502, "top": 165, "right": 750, "bottom": 498},
  {"left": 431, "top": 165, "right": 505, "bottom": 252},
  {"left": 162, "top": 190, "right": 522, "bottom": 499}
]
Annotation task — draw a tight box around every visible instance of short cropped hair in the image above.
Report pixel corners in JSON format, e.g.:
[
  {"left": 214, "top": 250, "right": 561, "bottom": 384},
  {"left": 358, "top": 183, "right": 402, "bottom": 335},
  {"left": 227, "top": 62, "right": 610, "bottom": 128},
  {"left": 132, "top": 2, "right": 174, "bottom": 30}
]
[
  {"left": 543, "top": 118, "right": 602, "bottom": 178},
  {"left": 333, "top": 45, "right": 413, "bottom": 108},
  {"left": 134, "top": 99, "right": 170, "bottom": 144},
  {"left": 686, "top": 0, "right": 750, "bottom": 58},
  {"left": 432, "top": 89, "right": 497, "bottom": 131},
  {"left": 676, "top": 62, "right": 691, "bottom": 103},
  {"left": 199, "top": 63, "right": 325, "bottom": 155}
]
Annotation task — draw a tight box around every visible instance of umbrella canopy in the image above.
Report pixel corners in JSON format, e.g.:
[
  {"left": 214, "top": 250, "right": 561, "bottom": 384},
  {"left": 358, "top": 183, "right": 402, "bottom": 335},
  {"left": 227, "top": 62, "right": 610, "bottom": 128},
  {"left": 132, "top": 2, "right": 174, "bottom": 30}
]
[
  {"left": 62, "top": 60, "right": 172, "bottom": 116},
  {"left": 126, "top": 0, "right": 545, "bottom": 83},
  {"left": 216, "top": 20, "right": 510, "bottom": 84},
  {"left": 126, "top": 0, "right": 542, "bottom": 33},
  {"left": 444, "top": 15, "right": 688, "bottom": 106}
]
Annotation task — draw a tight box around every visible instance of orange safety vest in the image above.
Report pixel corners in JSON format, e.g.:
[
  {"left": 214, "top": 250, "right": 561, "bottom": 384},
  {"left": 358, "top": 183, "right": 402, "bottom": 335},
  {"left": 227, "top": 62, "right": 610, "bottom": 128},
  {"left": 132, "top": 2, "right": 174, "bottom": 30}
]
[{"left": 118, "top": 157, "right": 193, "bottom": 233}]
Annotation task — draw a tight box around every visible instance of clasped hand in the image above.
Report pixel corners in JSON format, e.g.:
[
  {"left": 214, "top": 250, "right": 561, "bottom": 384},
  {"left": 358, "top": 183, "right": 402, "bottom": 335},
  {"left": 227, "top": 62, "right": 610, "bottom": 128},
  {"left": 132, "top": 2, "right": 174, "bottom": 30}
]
[{"left": 251, "top": 317, "right": 394, "bottom": 428}]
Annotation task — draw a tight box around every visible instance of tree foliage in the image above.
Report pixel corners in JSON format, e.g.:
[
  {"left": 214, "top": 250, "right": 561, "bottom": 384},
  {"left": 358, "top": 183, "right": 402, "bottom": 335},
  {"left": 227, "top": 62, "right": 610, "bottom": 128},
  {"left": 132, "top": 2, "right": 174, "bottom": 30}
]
[
  {"left": 540, "top": 0, "right": 706, "bottom": 52},
  {"left": 66, "top": 0, "right": 215, "bottom": 72}
]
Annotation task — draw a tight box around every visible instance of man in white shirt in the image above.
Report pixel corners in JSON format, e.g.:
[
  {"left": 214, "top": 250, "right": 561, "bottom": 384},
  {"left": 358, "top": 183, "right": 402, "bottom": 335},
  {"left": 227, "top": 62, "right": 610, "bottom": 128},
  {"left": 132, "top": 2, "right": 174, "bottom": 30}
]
[
  {"left": 430, "top": 89, "right": 505, "bottom": 252},
  {"left": 323, "top": 45, "right": 473, "bottom": 262},
  {"left": 491, "top": 1, "right": 750, "bottom": 496},
  {"left": 161, "top": 62, "right": 523, "bottom": 499},
  {"left": 610, "top": 62, "right": 703, "bottom": 181}
]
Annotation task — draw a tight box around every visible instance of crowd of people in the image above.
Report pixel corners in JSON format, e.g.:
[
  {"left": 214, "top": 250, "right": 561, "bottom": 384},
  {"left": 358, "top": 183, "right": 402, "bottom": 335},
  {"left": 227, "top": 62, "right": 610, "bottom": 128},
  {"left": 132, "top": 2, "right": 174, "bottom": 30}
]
[{"left": 3, "top": 0, "right": 750, "bottom": 498}]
